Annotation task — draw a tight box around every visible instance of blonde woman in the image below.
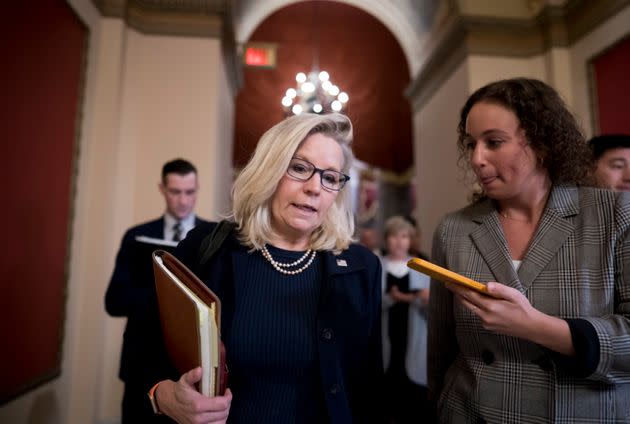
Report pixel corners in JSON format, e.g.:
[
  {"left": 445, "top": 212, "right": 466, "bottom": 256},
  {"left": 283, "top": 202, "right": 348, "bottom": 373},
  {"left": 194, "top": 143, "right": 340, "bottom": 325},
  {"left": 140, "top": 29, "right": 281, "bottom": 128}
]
[
  {"left": 381, "top": 216, "right": 430, "bottom": 423},
  {"left": 148, "top": 113, "right": 384, "bottom": 424}
]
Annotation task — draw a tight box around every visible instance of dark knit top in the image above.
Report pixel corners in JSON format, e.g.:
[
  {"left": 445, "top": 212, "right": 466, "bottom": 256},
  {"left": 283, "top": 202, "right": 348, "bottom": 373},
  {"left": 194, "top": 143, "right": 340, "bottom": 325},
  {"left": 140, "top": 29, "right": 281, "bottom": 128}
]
[{"left": 225, "top": 244, "right": 328, "bottom": 424}]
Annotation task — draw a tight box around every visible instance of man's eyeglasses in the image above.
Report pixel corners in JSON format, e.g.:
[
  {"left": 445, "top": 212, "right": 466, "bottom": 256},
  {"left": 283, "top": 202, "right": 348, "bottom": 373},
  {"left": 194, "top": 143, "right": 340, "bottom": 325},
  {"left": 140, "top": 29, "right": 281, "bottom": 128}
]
[{"left": 286, "top": 157, "right": 350, "bottom": 191}]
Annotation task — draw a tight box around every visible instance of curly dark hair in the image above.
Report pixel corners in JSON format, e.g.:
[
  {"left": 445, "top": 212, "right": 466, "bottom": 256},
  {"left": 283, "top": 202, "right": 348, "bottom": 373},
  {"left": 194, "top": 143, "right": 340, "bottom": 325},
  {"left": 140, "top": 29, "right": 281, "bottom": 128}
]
[{"left": 457, "top": 78, "right": 593, "bottom": 195}]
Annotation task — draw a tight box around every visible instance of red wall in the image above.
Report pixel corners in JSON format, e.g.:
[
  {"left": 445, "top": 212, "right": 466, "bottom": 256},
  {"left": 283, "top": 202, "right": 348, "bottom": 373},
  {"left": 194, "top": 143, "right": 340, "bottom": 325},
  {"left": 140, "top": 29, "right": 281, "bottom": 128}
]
[
  {"left": 0, "top": 0, "right": 87, "bottom": 403},
  {"left": 235, "top": 1, "right": 412, "bottom": 173},
  {"left": 592, "top": 35, "right": 630, "bottom": 134}
]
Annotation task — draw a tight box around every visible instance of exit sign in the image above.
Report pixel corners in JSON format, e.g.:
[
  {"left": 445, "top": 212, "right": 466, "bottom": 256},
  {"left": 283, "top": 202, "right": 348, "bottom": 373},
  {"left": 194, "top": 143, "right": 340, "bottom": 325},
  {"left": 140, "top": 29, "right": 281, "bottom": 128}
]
[{"left": 243, "top": 43, "right": 277, "bottom": 68}]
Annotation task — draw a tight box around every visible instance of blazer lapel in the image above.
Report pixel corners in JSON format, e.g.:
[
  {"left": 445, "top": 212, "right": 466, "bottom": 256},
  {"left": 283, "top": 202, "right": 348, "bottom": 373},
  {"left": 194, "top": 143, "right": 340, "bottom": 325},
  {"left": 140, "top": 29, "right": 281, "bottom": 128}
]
[
  {"left": 319, "top": 250, "right": 366, "bottom": 300},
  {"left": 154, "top": 216, "right": 165, "bottom": 239},
  {"left": 469, "top": 201, "right": 522, "bottom": 290},
  {"left": 518, "top": 185, "right": 578, "bottom": 289},
  {"left": 469, "top": 186, "right": 578, "bottom": 291},
  {"left": 322, "top": 250, "right": 366, "bottom": 280}
]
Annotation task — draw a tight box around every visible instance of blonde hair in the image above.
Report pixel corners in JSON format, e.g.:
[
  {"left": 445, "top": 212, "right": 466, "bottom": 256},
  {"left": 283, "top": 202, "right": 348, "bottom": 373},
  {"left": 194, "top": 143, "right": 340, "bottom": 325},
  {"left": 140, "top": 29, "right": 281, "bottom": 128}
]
[
  {"left": 383, "top": 216, "right": 415, "bottom": 240},
  {"left": 230, "top": 113, "right": 355, "bottom": 253}
]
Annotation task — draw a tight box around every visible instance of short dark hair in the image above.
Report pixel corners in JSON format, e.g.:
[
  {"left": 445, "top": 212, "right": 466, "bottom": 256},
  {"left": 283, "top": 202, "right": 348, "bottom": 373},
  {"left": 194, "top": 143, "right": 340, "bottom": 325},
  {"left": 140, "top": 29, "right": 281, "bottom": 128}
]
[
  {"left": 457, "top": 78, "right": 592, "bottom": 197},
  {"left": 161, "top": 158, "right": 197, "bottom": 184},
  {"left": 588, "top": 134, "right": 630, "bottom": 160}
]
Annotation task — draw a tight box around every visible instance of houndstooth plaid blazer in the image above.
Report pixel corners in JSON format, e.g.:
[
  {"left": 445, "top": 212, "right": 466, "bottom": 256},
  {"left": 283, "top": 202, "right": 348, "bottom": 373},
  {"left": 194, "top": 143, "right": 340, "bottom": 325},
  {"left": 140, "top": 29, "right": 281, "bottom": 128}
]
[{"left": 428, "top": 185, "right": 630, "bottom": 423}]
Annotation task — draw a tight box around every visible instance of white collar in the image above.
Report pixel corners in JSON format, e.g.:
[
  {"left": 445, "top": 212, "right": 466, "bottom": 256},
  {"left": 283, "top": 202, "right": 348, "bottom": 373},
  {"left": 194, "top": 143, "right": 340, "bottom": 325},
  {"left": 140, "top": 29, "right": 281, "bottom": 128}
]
[
  {"left": 164, "top": 212, "right": 195, "bottom": 229},
  {"left": 383, "top": 256, "right": 411, "bottom": 278}
]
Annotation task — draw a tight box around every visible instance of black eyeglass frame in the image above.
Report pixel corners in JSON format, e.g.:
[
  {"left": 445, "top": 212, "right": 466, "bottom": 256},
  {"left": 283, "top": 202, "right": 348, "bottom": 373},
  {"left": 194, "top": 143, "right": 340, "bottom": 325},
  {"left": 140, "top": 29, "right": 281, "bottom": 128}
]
[{"left": 286, "top": 157, "right": 350, "bottom": 191}]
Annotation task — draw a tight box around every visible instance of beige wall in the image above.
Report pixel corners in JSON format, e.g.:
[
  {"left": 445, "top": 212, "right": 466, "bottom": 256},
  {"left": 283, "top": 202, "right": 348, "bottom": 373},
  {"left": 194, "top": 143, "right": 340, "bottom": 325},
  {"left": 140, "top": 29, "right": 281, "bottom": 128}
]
[
  {"left": 119, "top": 30, "right": 230, "bottom": 223},
  {"left": 467, "top": 54, "right": 547, "bottom": 91},
  {"left": 413, "top": 61, "right": 470, "bottom": 253},
  {"left": 0, "top": 0, "right": 235, "bottom": 423}
]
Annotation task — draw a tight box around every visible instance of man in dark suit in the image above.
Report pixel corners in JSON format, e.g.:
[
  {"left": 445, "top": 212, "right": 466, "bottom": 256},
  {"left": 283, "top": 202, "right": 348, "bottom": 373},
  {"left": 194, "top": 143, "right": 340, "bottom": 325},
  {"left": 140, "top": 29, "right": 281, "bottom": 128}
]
[{"left": 105, "top": 158, "right": 209, "bottom": 423}]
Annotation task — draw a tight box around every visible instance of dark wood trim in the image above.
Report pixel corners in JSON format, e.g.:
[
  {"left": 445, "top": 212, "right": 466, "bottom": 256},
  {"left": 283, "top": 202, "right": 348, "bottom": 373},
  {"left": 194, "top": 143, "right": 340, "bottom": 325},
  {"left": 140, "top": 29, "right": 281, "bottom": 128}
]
[
  {"left": 587, "top": 61, "right": 601, "bottom": 135},
  {"left": 92, "top": 0, "right": 126, "bottom": 17},
  {"left": 92, "top": 0, "right": 225, "bottom": 38},
  {"left": 91, "top": 0, "right": 242, "bottom": 93},
  {"left": 1, "top": 367, "right": 61, "bottom": 405},
  {"left": 125, "top": 5, "right": 222, "bottom": 38},
  {"left": 566, "top": 0, "right": 630, "bottom": 43}
]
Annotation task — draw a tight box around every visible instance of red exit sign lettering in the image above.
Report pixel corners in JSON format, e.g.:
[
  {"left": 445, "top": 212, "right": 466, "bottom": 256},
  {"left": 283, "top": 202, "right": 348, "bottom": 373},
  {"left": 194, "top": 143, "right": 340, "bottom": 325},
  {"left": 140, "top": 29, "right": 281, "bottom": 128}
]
[{"left": 243, "top": 43, "right": 277, "bottom": 68}]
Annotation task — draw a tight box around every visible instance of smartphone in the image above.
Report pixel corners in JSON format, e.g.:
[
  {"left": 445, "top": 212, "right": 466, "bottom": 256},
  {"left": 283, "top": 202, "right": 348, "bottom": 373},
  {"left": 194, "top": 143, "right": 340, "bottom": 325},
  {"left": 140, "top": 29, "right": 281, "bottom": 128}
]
[{"left": 407, "top": 258, "right": 488, "bottom": 294}]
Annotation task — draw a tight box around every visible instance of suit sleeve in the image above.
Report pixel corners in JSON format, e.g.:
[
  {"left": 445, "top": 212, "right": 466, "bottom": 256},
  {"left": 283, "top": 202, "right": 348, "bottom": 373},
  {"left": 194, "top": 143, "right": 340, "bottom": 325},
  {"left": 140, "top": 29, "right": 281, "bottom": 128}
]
[
  {"left": 104, "top": 229, "right": 156, "bottom": 317},
  {"left": 427, "top": 219, "right": 458, "bottom": 403},
  {"left": 367, "top": 254, "right": 386, "bottom": 421},
  {"left": 582, "top": 195, "right": 630, "bottom": 383}
]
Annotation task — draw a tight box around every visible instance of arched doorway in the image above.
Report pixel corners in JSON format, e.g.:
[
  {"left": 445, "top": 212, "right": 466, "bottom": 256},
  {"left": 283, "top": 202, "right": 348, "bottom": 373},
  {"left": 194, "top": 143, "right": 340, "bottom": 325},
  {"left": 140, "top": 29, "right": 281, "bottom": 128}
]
[{"left": 234, "top": 1, "right": 414, "bottom": 230}]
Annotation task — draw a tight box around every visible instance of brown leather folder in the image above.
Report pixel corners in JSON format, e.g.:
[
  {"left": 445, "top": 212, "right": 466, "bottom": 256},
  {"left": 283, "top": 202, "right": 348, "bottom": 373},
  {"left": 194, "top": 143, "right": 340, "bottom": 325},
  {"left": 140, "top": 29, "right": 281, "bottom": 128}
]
[{"left": 152, "top": 250, "right": 227, "bottom": 396}]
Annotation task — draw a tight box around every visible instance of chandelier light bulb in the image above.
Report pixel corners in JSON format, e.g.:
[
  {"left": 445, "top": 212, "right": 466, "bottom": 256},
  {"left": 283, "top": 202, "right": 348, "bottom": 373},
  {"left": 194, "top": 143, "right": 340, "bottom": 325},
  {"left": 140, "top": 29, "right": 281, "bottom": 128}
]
[
  {"left": 282, "top": 70, "right": 348, "bottom": 116},
  {"left": 302, "top": 82, "right": 316, "bottom": 93}
]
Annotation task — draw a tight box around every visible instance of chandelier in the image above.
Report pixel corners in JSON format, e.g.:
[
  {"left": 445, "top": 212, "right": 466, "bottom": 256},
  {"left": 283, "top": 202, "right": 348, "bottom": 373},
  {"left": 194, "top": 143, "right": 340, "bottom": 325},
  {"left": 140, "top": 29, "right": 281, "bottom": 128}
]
[{"left": 281, "top": 70, "right": 349, "bottom": 115}]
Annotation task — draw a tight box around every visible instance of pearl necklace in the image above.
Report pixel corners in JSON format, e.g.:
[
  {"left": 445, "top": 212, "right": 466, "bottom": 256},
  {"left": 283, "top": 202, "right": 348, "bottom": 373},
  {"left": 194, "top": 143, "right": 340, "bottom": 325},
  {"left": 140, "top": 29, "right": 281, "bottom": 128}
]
[{"left": 260, "top": 244, "right": 317, "bottom": 275}]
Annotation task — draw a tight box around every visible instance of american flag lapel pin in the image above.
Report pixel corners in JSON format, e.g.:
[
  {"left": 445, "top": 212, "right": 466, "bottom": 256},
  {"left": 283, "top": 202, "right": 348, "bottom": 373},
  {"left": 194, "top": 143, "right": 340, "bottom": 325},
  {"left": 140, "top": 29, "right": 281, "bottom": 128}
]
[{"left": 336, "top": 259, "right": 347, "bottom": 267}]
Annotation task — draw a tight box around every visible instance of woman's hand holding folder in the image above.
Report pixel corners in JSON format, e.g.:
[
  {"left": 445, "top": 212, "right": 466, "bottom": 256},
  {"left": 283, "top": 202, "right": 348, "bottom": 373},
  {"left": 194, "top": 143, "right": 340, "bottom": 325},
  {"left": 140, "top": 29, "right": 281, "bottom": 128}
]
[{"left": 156, "top": 367, "right": 232, "bottom": 424}]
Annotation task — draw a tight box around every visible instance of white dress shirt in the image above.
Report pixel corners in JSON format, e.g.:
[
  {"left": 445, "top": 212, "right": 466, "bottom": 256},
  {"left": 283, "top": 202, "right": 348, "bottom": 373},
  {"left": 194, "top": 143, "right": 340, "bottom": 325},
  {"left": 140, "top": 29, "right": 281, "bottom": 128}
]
[{"left": 163, "top": 213, "right": 196, "bottom": 241}]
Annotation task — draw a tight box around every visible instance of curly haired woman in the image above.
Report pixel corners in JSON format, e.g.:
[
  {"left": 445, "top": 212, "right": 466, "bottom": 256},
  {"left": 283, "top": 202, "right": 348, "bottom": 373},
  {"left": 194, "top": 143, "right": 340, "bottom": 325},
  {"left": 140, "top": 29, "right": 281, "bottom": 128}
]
[{"left": 428, "top": 78, "right": 630, "bottom": 423}]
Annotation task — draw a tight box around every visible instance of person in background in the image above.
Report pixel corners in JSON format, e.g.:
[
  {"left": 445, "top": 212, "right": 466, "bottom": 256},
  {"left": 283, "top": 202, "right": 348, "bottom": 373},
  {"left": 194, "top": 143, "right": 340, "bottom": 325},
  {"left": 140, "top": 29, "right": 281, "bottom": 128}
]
[
  {"left": 381, "top": 216, "right": 430, "bottom": 424},
  {"left": 105, "top": 158, "right": 209, "bottom": 423},
  {"left": 148, "top": 113, "right": 384, "bottom": 423},
  {"left": 403, "top": 215, "right": 429, "bottom": 260},
  {"left": 359, "top": 225, "right": 382, "bottom": 256},
  {"left": 429, "top": 78, "right": 630, "bottom": 422},
  {"left": 589, "top": 134, "right": 630, "bottom": 191}
]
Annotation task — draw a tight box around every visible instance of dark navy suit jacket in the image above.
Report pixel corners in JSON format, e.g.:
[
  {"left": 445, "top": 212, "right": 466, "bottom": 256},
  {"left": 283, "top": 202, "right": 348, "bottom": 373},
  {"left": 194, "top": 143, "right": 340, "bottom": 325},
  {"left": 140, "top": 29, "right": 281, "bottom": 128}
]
[
  {"left": 105, "top": 216, "right": 208, "bottom": 388},
  {"left": 171, "top": 222, "right": 385, "bottom": 423}
]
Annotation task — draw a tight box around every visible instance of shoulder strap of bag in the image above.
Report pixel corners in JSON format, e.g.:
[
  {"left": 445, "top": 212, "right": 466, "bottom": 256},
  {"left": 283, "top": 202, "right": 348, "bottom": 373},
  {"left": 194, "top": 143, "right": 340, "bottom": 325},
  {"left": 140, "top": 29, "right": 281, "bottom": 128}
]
[{"left": 196, "top": 220, "right": 236, "bottom": 270}]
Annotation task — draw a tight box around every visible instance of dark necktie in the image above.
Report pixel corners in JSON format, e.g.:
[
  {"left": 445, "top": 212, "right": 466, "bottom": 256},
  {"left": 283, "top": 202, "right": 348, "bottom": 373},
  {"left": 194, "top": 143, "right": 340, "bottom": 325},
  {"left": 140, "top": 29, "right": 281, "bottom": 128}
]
[{"left": 172, "top": 221, "right": 182, "bottom": 242}]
